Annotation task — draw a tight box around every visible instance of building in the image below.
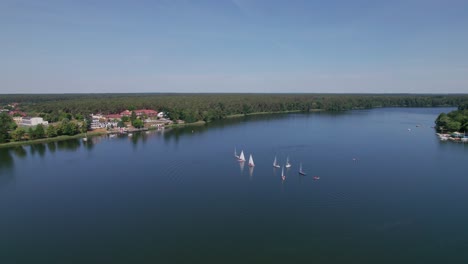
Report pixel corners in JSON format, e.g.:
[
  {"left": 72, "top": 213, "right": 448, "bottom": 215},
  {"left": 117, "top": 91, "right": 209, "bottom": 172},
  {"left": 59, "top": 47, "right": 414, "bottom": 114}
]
[
  {"left": 13, "top": 116, "right": 23, "bottom": 124},
  {"left": 9, "top": 110, "right": 27, "bottom": 117},
  {"left": 135, "top": 109, "right": 158, "bottom": 117},
  {"left": 21, "top": 117, "right": 48, "bottom": 126},
  {"left": 106, "top": 114, "right": 122, "bottom": 121},
  {"left": 120, "top": 110, "right": 132, "bottom": 116},
  {"left": 119, "top": 109, "right": 158, "bottom": 117}
]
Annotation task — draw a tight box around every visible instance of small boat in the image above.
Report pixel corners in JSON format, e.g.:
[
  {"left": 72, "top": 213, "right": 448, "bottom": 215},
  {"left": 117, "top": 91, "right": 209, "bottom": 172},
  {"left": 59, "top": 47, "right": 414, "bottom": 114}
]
[
  {"left": 248, "top": 154, "right": 255, "bottom": 167},
  {"left": 238, "top": 150, "right": 246, "bottom": 162},
  {"left": 273, "top": 156, "right": 280, "bottom": 168},
  {"left": 82, "top": 133, "right": 88, "bottom": 142},
  {"left": 299, "top": 162, "right": 306, "bottom": 175},
  {"left": 109, "top": 134, "right": 116, "bottom": 138},
  {"left": 285, "top": 156, "right": 291, "bottom": 168},
  {"left": 281, "top": 166, "right": 286, "bottom": 181},
  {"left": 313, "top": 176, "right": 320, "bottom": 180},
  {"left": 128, "top": 133, "right": 133, "bottom": 137}
]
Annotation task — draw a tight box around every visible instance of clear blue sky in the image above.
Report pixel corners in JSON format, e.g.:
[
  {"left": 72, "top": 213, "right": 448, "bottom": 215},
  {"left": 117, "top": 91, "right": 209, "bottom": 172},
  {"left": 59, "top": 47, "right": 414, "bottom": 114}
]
[{"left": 1, "top": 0, "right": 468, "bottom": 93}]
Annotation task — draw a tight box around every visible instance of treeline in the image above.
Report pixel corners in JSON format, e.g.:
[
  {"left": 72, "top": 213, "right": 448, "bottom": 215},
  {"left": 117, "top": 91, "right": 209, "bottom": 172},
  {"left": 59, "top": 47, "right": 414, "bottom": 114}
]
[
  {"left": 435, "top": 102, "right": 468, "bottom": 133},
  {"left": 4, "top": 93, "right": 468, "bottom": 123}
]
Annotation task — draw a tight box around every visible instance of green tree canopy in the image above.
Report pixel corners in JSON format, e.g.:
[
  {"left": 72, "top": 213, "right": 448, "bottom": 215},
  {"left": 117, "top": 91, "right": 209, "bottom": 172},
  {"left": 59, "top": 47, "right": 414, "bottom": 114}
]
[
  {"left": 0, "top": 113, "right": 14, "bottom": 143},
  {"left": 11, "top": 127, "right": 26, "bottom": 141}
]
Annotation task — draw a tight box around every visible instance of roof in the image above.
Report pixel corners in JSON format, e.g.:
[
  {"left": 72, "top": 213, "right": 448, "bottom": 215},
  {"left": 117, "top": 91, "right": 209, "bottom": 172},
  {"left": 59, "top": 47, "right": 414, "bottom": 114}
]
[{"left": 106, "top": 114, "right": 122, "bottom": 119}]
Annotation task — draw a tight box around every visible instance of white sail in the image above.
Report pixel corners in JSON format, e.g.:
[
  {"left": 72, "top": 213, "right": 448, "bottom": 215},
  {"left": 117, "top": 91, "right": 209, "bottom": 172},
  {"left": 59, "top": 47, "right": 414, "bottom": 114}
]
[
  {"left": 285, "top": 156, "right": 291, "bottom": 168},
  {"left": 273, "top": 156, "right": 280, "bottom": 167},
  {"left": 249, "top": 154, "right": 255, "bottom": 167},
  {"left": 299, "top": 162, "right": 306, "bottom": 175},
  {"left": 234, "top": 147, "right": 239, "bottom": 158},
  {"left": 239, "top": 150, "right": 245, "bottom": 161}
]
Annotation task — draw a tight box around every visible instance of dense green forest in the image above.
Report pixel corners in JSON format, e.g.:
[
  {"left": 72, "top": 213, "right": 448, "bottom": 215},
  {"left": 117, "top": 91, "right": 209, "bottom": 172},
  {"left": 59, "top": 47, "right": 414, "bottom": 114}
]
[
  {"left": 435, "top": 102, "right": 468, "bottom": 133},
  {"left": 2, "top": 93, "right": 468, "bottom": 123}
]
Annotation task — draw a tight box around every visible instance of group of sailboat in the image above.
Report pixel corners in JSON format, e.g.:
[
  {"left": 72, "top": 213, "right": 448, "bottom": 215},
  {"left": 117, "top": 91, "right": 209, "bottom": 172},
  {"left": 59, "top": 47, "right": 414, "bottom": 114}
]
[
  {"left": 273, "top": 156, "right": 305, "bottom": 175},
  {"left": 235, "top": 148, "right": 319, "bottom": 180},
  {"left": 234, "top": 148, "right": 255, "bottom": 167}
]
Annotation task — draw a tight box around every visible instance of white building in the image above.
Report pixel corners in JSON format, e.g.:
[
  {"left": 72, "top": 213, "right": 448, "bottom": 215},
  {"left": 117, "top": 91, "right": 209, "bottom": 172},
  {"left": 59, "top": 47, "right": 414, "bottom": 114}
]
[
  {"left": 13, "top": 116, "right": 23, "bottom": 124},
  {"left": 21, "top": 117, "right": 48, "bottom": 126}
]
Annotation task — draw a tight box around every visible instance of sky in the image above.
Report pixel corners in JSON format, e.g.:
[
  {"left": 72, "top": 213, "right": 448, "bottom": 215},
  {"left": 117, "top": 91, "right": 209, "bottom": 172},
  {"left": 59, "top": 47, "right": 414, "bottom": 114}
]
[{"left": 1, "top": 0, "right": 468, "bottom": 94}]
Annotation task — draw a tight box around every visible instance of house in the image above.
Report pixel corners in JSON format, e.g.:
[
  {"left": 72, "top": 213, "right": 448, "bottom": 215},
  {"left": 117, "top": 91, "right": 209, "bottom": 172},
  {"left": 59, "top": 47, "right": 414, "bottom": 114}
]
[
  {"left": 21, "top": 117, "right": 48, "bottom": 126},
  {"left": 157, "top": 112, "right": 165, "bottom": 118}
]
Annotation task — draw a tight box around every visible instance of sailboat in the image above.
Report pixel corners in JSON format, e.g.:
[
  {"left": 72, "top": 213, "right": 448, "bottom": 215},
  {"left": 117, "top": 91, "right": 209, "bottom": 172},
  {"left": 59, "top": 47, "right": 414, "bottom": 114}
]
[
  {"left": 281, "top": 166, "right": 286, "bottom": 181},
  {"left": 285, "top": 156, "right": 291, "bottom": 168},
  {"left": 299, "top": 162, "right": 306, "bottom": 175},
  {"left": 238, "top": 150, "right": 246, "bottom": 162},
  {"left": 248, "top": 154, "right": 255, "bottom": 167},
  {"left": 273, "top": 156, "right": 280, "bottom": 168}
]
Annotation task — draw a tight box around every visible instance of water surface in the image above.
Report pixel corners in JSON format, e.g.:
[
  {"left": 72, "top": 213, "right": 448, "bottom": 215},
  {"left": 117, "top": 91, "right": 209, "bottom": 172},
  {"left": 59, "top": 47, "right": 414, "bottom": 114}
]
[{"left": 1, "top": 108, "right": 467, "bottom": 263}]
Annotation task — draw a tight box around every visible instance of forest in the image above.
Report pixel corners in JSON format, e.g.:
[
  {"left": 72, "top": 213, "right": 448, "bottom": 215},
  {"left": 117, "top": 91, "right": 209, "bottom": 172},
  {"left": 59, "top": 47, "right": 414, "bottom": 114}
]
[
  {"left": 435, "top": 102, "right": 468, "bottom": 133},
  {"left": 2, "top": 93, "right": 468, "bottom": 123},
  {"left": 2, "top": 93, "right": 468, "bottom": 144}
]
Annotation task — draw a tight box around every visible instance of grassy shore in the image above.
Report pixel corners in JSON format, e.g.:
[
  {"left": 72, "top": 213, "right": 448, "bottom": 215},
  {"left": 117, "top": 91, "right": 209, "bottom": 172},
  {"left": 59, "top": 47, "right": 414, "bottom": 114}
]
[{"left": 0, "top": 131, "right": 107, "bottom": 149}]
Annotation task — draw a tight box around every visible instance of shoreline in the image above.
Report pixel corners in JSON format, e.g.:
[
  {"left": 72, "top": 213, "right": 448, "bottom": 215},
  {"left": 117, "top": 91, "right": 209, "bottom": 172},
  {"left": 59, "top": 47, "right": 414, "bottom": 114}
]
[
  {"left": 0, "top": 122, "right": 209, "bottom": 149},
  {"left": 0, "top": 107, "right": 455, "bottom": 148},
  {"left": 0, "top": 131, "right": 108, "bottom": 149}
]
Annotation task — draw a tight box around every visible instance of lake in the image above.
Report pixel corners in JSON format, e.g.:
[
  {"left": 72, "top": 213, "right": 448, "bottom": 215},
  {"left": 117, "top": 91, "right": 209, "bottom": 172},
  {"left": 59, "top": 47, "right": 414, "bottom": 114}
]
[{"left": 1, "top": 107, "right": 467, "bottom": 264}]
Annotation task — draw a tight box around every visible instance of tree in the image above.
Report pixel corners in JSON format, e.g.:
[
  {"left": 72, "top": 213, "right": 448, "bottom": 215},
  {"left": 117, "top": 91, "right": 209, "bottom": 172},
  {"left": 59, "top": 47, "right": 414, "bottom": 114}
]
[
  {"left": 34, "top": 124, "right": 46, "bottom": 139},
  {"left": 46, "top": 125, "right": 57, "bottom": 137},
  {"left": 28, "top": 127, "right": 35, "bottom": 139},
  {"left": 446, "top": 121, "right": 461, "bottom": 132},
  {"left": 117, "top": 121, "right": 125, "bottom": 128},
  {"left": 130, "top": 111, "right": 137, "bottom": 122},
  {"left": 0, "top": 112, "right": 14, "bottom": 143},
  {"left": 132, "top": 118, "right": 144, "bottom": 128},
  {"left": 121, "top": 116, "right": 130, "bottom": 122},
  {"left": 11, "top": 127, "right": 26, "bottom": 141},
  {"left": 79, "top": 121, "right": 88, "bottom": 134}
]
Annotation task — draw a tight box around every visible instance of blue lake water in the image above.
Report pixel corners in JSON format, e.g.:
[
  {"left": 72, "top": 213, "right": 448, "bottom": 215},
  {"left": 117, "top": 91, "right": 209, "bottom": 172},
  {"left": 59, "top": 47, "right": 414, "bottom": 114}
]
[{"left": 1, "top": 107, "right": 467, "bottom": 263}]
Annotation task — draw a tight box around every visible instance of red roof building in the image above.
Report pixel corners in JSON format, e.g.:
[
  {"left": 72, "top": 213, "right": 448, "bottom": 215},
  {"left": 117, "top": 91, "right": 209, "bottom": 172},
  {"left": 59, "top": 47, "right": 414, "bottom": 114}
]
[
  {"left": 120, "top": 110, "right": 132, "bottom": 116},
  {"left": 9, "top": 110, "right": 26, "bottom": 117}
]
